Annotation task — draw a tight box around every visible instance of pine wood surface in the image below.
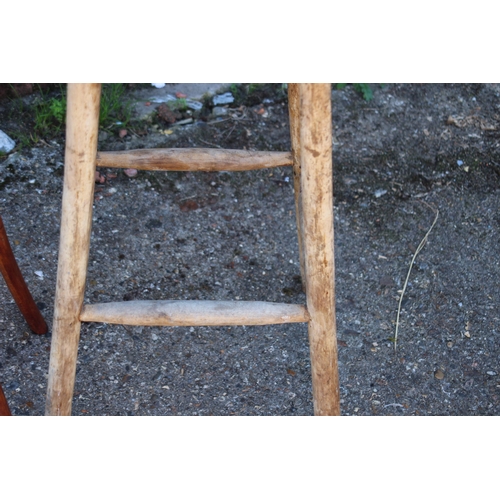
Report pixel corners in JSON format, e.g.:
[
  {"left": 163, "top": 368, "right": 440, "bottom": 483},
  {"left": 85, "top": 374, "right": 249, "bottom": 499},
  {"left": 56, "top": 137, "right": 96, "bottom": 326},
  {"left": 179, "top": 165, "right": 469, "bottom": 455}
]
[{"left": 96, "top": 148, "right": 292, "bottom": 171}]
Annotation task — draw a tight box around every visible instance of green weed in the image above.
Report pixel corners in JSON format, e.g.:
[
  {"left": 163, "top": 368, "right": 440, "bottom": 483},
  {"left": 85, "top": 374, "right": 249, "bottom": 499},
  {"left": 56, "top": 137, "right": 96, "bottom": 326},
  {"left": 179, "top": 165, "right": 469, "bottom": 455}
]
[
  {"left": 335, "top": 83, "right": 382, "bottom": 101},
  {"left": 248, "top": 83, "right": 260, "bottom": 94},
  {"left": 10, "top": 131, "right": 36, "bottom": 150},
  {"left": 34, "top": 96, "right": 66, "bottom": 134},
  {"left": 31, "top": 83, "right": 133, "bottom": 139},
  {"left": 172, "top": 98, "right": 187, "bottom": 111},
  {"left": 99, "top": 83, "right": 132, "bottom": 127},
  {"left": 353, "top": 83, "right": 374, "bottom": 101}
]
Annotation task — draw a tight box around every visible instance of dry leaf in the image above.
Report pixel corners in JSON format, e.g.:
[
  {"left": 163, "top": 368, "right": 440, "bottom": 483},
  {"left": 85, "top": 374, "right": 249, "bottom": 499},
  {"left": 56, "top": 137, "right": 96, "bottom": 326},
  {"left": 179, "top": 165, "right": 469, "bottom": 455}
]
[
  {"left": 179, "top": 200, "right": 199, "bottom": 212},
  {"left": 95, "top": 171, "right": 106, "bottom": 183}
]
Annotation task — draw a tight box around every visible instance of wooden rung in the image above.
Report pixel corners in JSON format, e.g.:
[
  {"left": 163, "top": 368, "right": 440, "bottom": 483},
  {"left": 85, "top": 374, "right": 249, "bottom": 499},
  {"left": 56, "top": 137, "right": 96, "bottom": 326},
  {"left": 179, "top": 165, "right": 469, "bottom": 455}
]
[
  {"left": 96, "top": 148, "right": 293, "bottom": 172},
  {"left": 80, "top": 300, "right": 310, "bottom": 326}
]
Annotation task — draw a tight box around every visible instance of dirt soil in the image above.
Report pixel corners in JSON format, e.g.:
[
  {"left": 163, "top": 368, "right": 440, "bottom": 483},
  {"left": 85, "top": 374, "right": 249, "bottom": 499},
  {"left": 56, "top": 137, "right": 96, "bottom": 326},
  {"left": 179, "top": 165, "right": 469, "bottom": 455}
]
[{"left": 0, "top": 83, "right": 499, "bottom": 416}]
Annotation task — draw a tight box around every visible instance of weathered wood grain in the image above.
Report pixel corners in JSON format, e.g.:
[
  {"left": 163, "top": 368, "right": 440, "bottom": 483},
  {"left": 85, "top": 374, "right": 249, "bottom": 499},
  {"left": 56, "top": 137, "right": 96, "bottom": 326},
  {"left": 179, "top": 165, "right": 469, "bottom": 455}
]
[
  {"left": 96, "top": 148, "right": 293, "bottom": 171},
  {"left": 46, "top": 83, "right": 101, "bottom": 416},
  {"left": 288, "top": 84, "right": 306, "bottom": 290},
  {"left": 299, "top": 83, "right": 340, "bottom": 416},
  {"left": 80, "top": 300, "right": 310, "bottom": 326}
]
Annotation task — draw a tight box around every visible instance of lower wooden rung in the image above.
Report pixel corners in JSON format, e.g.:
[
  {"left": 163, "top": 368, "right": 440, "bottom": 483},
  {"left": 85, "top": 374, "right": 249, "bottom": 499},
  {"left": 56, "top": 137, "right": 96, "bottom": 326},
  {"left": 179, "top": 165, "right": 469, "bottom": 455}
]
[{"left": 80, "top": 300, "right": 310, "bottom": 326}]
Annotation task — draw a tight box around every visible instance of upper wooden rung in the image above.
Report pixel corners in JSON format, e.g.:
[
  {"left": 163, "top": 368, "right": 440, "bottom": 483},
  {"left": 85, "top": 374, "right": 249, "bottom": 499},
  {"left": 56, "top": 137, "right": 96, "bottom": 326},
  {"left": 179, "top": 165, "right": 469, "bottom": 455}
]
[
  {"left": 80, "top": 300, "right": 309, "bottom": 327},
  {"left": 96, "top": 148, "right": 293, "bottom": 172}
]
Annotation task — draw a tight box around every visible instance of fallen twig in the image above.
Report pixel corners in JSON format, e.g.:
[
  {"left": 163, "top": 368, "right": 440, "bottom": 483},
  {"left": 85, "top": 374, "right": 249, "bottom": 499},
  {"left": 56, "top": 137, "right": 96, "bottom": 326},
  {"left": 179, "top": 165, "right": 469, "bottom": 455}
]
[
  {"left": 197, "top": 138, "right": 221, "bottom": 148},
  {"left": 394, "top": 201, "right": 439, "bottom": 351}
]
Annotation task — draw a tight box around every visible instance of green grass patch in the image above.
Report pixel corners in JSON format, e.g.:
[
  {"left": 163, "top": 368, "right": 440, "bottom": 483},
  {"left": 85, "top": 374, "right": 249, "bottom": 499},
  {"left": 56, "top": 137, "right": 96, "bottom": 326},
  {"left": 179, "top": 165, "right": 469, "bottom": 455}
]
[
  {"left": 99, "top": 83, "right": 133, "bottom": 127},
  {"left": 335, "top": 83, "right": 384, "bottom": 101},
  {"left": 32, "top": 83, "right": 133, "bottom": 138}
]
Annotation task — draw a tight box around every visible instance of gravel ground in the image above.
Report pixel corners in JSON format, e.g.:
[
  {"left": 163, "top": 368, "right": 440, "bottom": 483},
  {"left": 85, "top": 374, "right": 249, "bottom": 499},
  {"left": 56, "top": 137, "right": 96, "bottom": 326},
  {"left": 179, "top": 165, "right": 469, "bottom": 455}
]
[{"left": 0, "top": 83, "right": 499, "bottom": 415}]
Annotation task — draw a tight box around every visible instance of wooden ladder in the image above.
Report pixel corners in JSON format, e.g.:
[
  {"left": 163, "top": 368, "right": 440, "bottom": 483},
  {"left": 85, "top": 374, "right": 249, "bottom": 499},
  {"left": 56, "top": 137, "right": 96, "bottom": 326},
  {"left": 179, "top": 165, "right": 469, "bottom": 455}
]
[{"left": 45, "top": 83, "right": 340, "bottom": 416}]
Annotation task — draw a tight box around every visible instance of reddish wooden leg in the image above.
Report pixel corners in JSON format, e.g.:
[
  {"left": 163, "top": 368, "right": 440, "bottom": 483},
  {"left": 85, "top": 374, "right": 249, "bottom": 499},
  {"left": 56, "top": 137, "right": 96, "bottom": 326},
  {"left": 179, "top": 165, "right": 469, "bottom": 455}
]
[
  {"left": 0, "top": 383, "right": 12, "bottom": 416},
  {"left": 0, "top": 214, "right": 48, "bottom": 335}
]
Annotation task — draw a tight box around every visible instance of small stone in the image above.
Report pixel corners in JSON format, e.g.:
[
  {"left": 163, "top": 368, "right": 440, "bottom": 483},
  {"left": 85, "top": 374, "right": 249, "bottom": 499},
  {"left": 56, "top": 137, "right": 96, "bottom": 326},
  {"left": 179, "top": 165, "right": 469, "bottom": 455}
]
[
  {"left": 212, "top": 106, "right": 228, "bottom": 117},
  {"left": 254, "top": 106, "right": 266, "bottom": 115},
  {"left": 118, "top": 129, "right": 128, "bottom": 138},
  {"left": 124, "top": 169, "right": 138, "bottom": 178},
  {"left": 486, "top": 371, "right": 497, "bottom": 376},
  {"left": 95, "top": 171, "right": 106, "bottom": 183},
  {"left": 185, "top": 99, "right": 203, "bottom": 111},
  {"left": 150, "top": 95, "right": 176, "bottom": 104},
  {"left": 343, "top": 176, "right": 357, "bottom": 186},
  {"left": 0, "top": 129, "right": 16, "bottom": 153},
  {"left": 179, "top": 199, "right": 199, "bottom": 212},
  {"left": 213, "top": 92, "right": 234, "bottom": 105},
  {"left": 434, "top": 369, "right": 445, "bottom": 380},
  {"left": 174, "top": 118, "right": 193, "bottom": 126},
  {"left": 374, "top": 189, "right": 387, "bottom": 198},
  {"left": 379, "top": 274, "right": 395, "bottom": 287},
  {"left": 35, "top": 270, "right": 44, "bottom": 279}
]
